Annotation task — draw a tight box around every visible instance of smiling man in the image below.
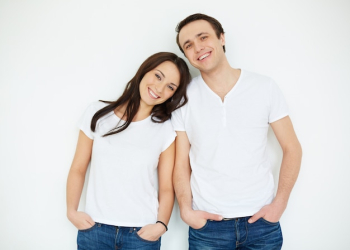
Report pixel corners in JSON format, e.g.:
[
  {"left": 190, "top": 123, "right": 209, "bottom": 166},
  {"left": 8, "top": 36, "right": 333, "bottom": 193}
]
[{"left": 171, "top": 13, "right": 302, "bottom": 250}]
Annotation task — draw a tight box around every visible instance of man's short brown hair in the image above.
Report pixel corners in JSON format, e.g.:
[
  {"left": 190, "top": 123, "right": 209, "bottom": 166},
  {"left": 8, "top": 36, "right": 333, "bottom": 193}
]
[{"left": 175, "top": 13, "right": 226, "bottom": 54}]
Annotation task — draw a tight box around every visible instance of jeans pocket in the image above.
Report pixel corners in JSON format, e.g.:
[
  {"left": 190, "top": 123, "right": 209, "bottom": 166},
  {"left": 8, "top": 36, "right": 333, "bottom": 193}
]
[
  {"left": 260, "top": 217, "right": 279, "bottom": 226},
  {"left": 190, "top": 220, "right": 209, "bottom": 231},
  {"left": 135, "top": 228, "right": 160, "bottom": 243},
  {"left": 79, "top": 223, "right": 96, "bottom": 232}
]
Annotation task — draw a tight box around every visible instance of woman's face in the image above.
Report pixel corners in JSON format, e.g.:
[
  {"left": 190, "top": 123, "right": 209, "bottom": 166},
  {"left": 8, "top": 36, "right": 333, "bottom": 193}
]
[{"left": 139, "top": 61, "right": 180, "bottom": 109}]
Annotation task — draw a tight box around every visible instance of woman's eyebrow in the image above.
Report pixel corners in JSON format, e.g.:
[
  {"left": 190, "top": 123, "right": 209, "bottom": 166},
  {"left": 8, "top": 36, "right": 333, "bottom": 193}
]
[{"left": 156, "top": 69, "right": 165, "bottom": 78}]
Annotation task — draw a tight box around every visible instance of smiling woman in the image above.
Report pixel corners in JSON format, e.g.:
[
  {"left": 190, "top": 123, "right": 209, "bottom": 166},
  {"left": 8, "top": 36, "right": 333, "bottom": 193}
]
[
  {"left": 139, "top": 61, "right": 180, "bottom": 110},
  {"left": 66, "top": 52, "right": 191, "bottom": 250}
]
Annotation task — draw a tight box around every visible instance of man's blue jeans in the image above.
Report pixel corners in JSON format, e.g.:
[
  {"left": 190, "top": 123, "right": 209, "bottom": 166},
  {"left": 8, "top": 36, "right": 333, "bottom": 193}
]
[
  {"left": 189, "top": 217, "right": 283, "bottom": 250},
  {"left": 77, "top": 223, "right": 161, "bottom": 250}
]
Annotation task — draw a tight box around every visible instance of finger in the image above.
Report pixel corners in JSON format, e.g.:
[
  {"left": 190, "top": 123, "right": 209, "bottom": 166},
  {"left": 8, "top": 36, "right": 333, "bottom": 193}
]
[
  {"left": 86, "top": 219, "right": 95, "bottom": 226},
  {"left": 203, "top": 212, "right": 223, "bottom": 221},
  {"left": 83, "top": 214, "right": 95, "bottom": 225},
  {"left": 248, "top": 211, "right": 264, "bottom": 223},
  {"left": 79, "top": 221, "right": 93, "bottom": 230}
]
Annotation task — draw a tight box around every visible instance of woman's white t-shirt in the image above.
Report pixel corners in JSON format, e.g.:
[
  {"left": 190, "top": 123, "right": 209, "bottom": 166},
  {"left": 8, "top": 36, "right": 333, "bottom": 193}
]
[{"left": 78, "top": 101, "right": 176, "bottom": 227}]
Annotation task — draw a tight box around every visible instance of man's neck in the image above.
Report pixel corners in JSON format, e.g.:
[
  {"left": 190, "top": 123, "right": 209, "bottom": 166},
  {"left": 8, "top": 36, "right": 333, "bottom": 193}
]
[{"left": 200, "top": 60, "right": 241, "bottom": 101}]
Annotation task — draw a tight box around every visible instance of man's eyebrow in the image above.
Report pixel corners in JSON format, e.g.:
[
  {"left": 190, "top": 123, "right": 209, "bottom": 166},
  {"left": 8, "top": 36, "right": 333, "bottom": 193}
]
[{"left": 182, "top": 32, "right": 209, "bottom": 48}]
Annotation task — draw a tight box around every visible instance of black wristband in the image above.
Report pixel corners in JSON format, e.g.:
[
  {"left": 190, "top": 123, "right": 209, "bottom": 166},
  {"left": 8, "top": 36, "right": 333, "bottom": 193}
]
[{"left": 156, "top": 220, "right": 168, "bottom": 231}]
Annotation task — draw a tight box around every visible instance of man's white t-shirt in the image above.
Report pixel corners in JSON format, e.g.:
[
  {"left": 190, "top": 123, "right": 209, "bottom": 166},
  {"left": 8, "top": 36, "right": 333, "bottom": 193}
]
[
  {"left": 171, "top": 70, "right": 289, "bottom": 218},
  {"left": 78, "top": 101, "right": 176, "bottom": 226}
]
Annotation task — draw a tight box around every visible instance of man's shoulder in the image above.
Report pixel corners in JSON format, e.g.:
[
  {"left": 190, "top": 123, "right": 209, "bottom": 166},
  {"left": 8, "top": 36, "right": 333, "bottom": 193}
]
[
  {"left": 188, "top": 74, "right": 202, "bottom": 88},
  {"left": 241, "top": 69, "right": 274, "bottom": 85}
]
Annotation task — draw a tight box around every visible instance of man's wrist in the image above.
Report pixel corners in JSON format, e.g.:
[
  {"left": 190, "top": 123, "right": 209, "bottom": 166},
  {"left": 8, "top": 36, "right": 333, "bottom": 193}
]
[
  {"left": 273, "top": 195, "right": 289, "bottom": 206},
  {"left": 66, "top": 209, "right": 78, "bottom": 219},
  {"left": 180, "top": 207, "right": 194, "bottom": 221}
]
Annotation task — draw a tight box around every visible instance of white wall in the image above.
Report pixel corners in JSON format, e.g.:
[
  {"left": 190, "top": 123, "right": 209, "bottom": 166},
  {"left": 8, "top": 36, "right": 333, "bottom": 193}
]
[{"left": 1, "top": 0, "right": 349, "bottom": 249}]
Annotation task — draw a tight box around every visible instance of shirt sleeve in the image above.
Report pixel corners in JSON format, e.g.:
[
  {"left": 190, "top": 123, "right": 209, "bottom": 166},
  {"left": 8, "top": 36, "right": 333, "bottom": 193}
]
[
  {"left": 77, "top": 102, "right": 98, "bottom": 139},
  {"left": 268, "top": 79, "right": 289, "bottom": 123},
  {"left": 161, "top": 121, "right": 177, "bottom": 152},
  {"left": 171, "top": 106, "right": 186, "bottom": 131}
]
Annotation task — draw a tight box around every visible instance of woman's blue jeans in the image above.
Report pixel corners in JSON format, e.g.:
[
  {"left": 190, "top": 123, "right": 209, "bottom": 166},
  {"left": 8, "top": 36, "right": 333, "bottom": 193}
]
[
  {"left": 77, "top": 223, "right": 161, "bottom": 250},
  {"left": 189, "top": 216, "right": 283, "bottom": 250}
]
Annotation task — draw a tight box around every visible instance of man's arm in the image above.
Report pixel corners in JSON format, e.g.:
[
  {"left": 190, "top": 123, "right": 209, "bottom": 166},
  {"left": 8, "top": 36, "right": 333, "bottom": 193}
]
[
  {"left": 249, "top": 116, "right": 302, "bottom": 223},
  {"left": 173, "top": 131, "right": 222, "bottom": 229}
]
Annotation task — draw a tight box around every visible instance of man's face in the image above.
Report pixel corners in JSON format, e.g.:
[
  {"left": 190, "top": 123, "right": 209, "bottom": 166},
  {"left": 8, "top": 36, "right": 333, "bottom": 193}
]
[{"left": 178, "top": 20, "right": 225, "bottom": 73}]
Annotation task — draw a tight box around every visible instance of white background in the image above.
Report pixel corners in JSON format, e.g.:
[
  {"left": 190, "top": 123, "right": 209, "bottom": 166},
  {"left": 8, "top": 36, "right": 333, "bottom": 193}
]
[{"left": 1, "top": 0, "right": 349, "bottom": 249}]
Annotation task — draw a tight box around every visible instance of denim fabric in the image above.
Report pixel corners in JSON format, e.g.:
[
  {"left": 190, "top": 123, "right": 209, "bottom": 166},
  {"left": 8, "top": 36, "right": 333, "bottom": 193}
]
[
  {"left": 77, "top": 223, "right": 161, "bottom": 250},
  {"left": 189, "top": 217, "right": 283, "bottom": 250}
]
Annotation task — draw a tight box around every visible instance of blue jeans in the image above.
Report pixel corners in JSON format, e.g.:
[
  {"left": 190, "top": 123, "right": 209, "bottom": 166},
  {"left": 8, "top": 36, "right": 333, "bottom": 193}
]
[
  {"left": 189, "top": 217, "right": 283, "bottom": 250},
  {"left": 77, "top": 223, "right": 161, "bottom": 250}
]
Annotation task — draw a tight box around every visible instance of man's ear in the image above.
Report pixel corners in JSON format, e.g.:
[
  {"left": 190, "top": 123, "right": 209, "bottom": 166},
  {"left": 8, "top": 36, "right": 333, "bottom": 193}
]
[{"left": 220, "top": 33, "right": 225, "bottom": 46}]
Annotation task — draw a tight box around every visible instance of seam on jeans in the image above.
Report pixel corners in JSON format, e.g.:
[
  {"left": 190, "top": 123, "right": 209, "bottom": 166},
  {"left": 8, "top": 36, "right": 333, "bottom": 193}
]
[
  {"left": 237, "top": 219, "right": 248, "bottom": 245},
  {"left": 114, "top": 234, "right": 117, "bottom": 249}
]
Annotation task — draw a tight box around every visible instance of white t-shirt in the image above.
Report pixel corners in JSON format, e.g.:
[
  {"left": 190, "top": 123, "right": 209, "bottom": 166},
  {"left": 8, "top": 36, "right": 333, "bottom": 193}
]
[
  {"left": 78, "top": 101, "right": 176, "bottom": 227},
  {"left": 171, "top": 70, "right": 289, "bottom": 218}
]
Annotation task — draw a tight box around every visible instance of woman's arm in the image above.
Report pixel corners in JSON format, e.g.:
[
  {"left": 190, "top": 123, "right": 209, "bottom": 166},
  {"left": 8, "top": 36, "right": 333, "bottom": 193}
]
[
  {"left": 137, "top": 141, "right": 175, "bottom": 240},
  {"left": 66, "top": 130, "right": 95, "bottom": 230},
  {"left": 157, "top": 141, "right": 176, "bottom": 226}
]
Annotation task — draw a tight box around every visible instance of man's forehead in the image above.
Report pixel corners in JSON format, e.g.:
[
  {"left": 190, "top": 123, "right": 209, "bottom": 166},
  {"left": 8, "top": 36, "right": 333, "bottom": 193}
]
[{"left": 179, "top": 20, "right": 215, "bottom": 41}]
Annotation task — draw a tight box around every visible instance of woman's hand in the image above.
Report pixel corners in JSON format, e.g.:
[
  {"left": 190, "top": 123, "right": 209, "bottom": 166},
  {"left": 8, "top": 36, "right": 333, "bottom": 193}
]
[
  {"left": 137, "top": 223, "right": 166, "bottom": 241},
  {"left": 67, "top": 210, "right": 95, "bottom": 230}
]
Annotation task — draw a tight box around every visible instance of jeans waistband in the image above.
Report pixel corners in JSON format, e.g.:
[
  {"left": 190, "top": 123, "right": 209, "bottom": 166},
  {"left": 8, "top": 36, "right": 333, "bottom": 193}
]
[{"left": 209, "top": 216, "right": 250, "bottom": 221}]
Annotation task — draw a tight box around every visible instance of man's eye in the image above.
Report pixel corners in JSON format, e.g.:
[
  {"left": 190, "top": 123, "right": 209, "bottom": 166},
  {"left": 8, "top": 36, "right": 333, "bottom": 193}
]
[
  {"left": 201, "top": 36, "right": 207, "bottom": 40},
  {"left": 185, "top": 44, "right": 191, "bottom": 49}
]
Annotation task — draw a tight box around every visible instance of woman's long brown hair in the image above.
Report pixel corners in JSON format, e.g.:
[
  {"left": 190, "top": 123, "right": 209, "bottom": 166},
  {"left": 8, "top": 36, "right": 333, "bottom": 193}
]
[{"left": 90, "top": 52, "right": 191, "bottom": 136}]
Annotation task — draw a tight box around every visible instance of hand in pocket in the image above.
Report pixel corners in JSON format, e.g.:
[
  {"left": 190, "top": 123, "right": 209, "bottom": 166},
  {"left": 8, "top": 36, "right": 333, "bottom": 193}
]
[{"left": 68, "top": 211, "right": 95, "bottom": 230}]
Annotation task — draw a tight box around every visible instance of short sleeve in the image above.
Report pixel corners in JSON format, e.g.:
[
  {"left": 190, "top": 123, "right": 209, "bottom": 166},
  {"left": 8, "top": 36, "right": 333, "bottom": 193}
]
[
  {"left": 268, "top": 80, "right": 289, "bottom": 123},
  {"left": 161, "top": 121, "right": 177, "bottom": 152},
  {"left": 171, "top": 106, "right": 186, "bottom": 131},
  {"left": 77, "top": 102, "right": 99, "bottom": 139}
]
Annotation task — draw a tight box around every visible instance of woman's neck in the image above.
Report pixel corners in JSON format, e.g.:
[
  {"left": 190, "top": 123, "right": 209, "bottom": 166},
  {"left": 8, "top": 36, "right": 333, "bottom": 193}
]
[{"left": 114, "top": 102, "right": 152, "bottom": 122}]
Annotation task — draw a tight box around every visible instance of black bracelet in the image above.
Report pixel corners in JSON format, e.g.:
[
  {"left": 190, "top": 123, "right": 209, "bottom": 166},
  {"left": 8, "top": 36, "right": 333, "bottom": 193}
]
[{"left": 156, "top": 220, "right": 168, "bottom": 231}]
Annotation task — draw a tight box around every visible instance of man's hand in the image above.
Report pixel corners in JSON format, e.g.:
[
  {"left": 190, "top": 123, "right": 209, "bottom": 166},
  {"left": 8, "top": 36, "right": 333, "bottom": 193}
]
[
  {"left": 181, "top": 208, "right": 223, "bottom": 229},
  {"left": 137, "top": 223, "right": 166, "bottom": 241},
  {"left": 248, "top": 200, "right": 287, "bottom": 223},
  {"left": 67, "top": 210, "right": 95, "bottom": 230}
]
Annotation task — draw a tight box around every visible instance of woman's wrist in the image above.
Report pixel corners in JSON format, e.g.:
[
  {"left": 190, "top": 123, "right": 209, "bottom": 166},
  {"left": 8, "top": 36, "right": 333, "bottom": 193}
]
[{"left": 156, "top": 220, "right": 168, "bottom": 232}]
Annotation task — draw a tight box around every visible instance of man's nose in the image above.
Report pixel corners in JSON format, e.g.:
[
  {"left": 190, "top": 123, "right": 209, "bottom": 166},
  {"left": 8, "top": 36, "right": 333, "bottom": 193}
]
[{"left": 194, "top": 42, "right": 204, "bottom": 53}]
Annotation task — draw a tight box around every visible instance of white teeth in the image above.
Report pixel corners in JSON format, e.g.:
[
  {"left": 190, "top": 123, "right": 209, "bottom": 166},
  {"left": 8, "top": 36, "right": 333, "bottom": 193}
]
[
  {"left": 199, "top": 53, "right": 210, "bottom": 60},
  {"left": 149, "top": 89, "right": 159, "bottom": 98}
]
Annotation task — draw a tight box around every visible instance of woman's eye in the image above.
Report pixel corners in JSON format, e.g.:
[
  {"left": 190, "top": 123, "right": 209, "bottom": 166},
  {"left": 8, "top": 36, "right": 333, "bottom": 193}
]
[
  {"left": 167, "top": 85, "right": 174, "bottom": 91},
  {"left": 155, "top": 74, "right": 161, "bottom": 80}
]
